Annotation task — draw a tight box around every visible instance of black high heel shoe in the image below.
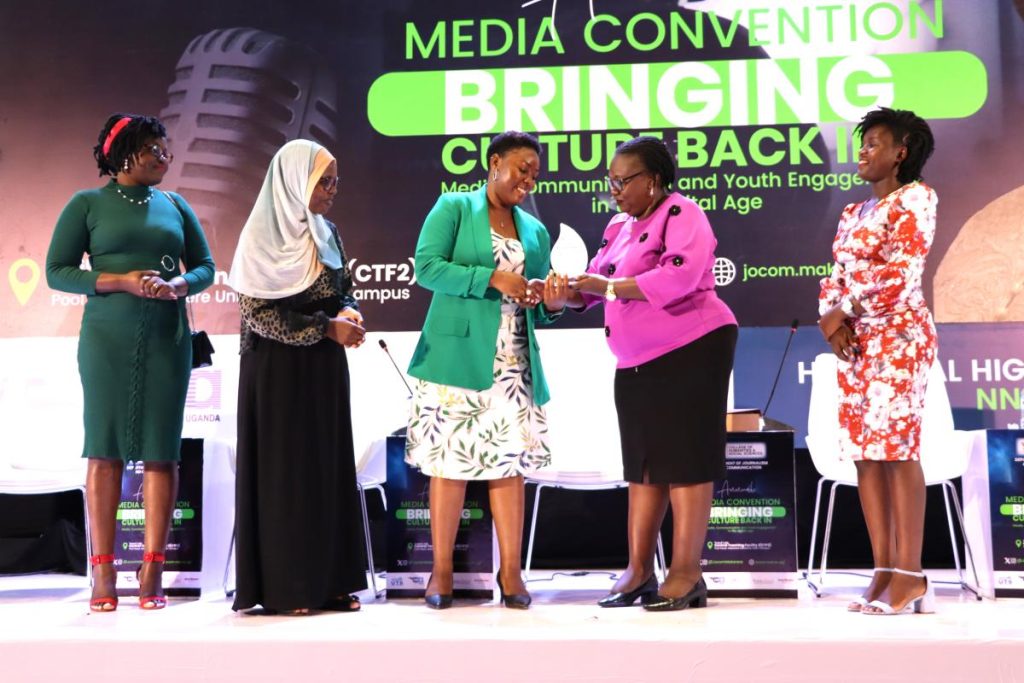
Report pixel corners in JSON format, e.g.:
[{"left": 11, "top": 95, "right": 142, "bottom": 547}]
[
  {"left": 598, "top": 574, "right": 658, "bottom": 608},
  {"left": 424, "top": 574, "right": 453, "bottom": 610},
  {"left": 496, "top": 573, "right": 531, "bottom": 610},
  {"left": 643, "top": 576, "right": 708, "bottom": 612}
]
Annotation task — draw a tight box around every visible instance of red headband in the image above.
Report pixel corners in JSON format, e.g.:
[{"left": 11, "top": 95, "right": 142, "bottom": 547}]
[{"left": 102, "top": 117, "right": 133, "bottom": 157}]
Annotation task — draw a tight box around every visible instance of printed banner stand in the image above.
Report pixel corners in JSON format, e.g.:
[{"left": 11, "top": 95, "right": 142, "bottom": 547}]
[
  {"left": 985, "top": 430, "right": 1024, "bottom": 598},
  {"left": 704, "top": 431, "right": 799, "bottom": 598},
  {"left": 114, "top": 439, "right": 203, "bottom": 597},
  {"left": 384, "top": 435, "right": 494, "bottom": 598}
]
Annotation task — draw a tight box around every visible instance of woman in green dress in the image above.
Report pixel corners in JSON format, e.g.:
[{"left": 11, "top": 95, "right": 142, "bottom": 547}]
[{"left": 45, "top": 114, "right": 215, "bottom": 611}]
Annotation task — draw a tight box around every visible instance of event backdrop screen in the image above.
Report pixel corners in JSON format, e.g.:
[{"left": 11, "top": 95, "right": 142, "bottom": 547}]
[{"left": 1, "top": 0, "right": 1023, "bottom": 435}]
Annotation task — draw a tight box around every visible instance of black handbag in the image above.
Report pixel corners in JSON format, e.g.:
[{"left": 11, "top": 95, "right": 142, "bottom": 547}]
[
  {"left": 187, "top": 294, "right": 214, "bottom": 368},
  {"left": 191, "top": 328, "right": 215, "bottom": 369}
]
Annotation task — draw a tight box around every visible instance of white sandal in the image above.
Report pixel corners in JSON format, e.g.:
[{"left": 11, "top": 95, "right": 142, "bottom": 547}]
[
  {"left": 863, "top": 568, "right": 935, "bottom": 615},
  {"left": 847, "top": 568, "right": 893, "bottom": 612}
]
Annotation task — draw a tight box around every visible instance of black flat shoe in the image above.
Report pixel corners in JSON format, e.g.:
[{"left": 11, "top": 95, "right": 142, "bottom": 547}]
[
  {"left": 496, "top": 573, "right": 531, "bottom": 610},
  {"left": 424, "top": 574, "right": 453, "bottom": 610},
  {"left": 598, "top": 574, "right": 658, "bottom": 608},
  {"left": 643, "top": 577, "right": 708, "bottom": 612}
]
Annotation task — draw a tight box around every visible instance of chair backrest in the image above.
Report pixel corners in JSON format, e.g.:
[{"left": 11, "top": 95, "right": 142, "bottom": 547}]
[
  {"left": 356, "top": 438, "right": 388, "bottom": 483},
  {"left": 919, "top": 360, "right": 970, "bottom": 483},
  {"left": 0, "top": 337, "right": 85, "bottom": 472},
  {"left": 806, "top": 352, "right": 968, "bottom": 483},
  {"left": 805, "top": 353, "right": 857, "bottom": 483}
]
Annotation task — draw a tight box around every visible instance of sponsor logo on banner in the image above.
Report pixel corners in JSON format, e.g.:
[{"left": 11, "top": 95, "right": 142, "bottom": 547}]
[
  {"left": 186, "top": 369, "right": 222, "bottom": 409},
  {"left": 348, "top": 258, "right": 416, "bottom": 303},
  {"left": 726, "top": 442, "right": 767, "bottom": 459},
  {"left": 184, "top": 369, "right": 222, "bottom": 432}
]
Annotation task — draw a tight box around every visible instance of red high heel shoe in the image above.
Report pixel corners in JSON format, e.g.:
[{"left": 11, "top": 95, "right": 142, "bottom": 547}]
[
  {"left": 137, "top": 551, "right": 167, "bottom": 610},
  {"left": 89, "top": 554, "right": 118, "bottom": 612}
]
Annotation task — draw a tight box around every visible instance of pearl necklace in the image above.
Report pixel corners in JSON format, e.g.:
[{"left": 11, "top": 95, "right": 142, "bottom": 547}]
[{"left": 115, "top": 184, "right": 153, "bottom": 205}]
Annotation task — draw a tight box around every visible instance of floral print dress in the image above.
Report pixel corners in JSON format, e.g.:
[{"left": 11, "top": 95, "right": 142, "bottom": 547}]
[
  {"left": 819, "top": 182, "right": 938, "bottom": 462},
  {"left": 405, "top": 230, "right": 552, "bottom": 479}
]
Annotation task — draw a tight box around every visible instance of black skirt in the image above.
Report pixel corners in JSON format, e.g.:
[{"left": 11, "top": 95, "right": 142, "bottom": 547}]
[
  {"left": 232, "top": 317, "right": 367, "bottom": 611},
  {"left": 614, "top": 324, "right": 737, "bottom": 485}
]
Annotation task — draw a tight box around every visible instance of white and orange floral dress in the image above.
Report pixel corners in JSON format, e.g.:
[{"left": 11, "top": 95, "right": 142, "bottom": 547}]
[{"left": 818, "top": 181, "right": 938, "bottom": 462}]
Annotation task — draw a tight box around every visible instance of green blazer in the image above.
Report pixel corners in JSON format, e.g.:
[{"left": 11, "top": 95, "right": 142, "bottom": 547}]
[{"left": 408, "top": 186, "right": 559, "bottom": 405}]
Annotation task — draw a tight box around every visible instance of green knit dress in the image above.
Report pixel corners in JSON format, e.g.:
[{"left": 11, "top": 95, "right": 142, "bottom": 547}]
[{"left": 45, "top": 180, "right": 215, "bottom": 462}]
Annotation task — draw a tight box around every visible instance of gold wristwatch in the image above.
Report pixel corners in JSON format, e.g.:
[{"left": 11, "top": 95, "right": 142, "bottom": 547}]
[{"left": 605, "top": 279, "right": 617, "bottom": 302}]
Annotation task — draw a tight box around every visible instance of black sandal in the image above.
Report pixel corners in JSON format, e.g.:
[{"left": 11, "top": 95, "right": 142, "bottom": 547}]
[
  {"left": 246, "top": 606, "right": 311, "bottom": 616},
  {"left": 320, "top": 594, "right": 361, "bottom": 612}
]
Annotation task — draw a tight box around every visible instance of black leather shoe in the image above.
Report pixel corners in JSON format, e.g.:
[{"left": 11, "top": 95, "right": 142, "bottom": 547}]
[
  {"left": 597, "top": 574, "right": 658, "bottom": 608},
  {"left": 424, "top": 593, "right": 453, "bottom": 610},
  {"left": 496, "top": 574, "right": 531, "bottom": 610},
  {"left": 424, "top": 574, "right": 453, "bottom": 610},
  {"left": 643, "top": 576, "right": 708, "bottom": 612}
]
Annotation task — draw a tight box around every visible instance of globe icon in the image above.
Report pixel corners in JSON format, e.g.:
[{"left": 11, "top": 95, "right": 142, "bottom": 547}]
[{"left": 713, "top": 257, "right": 737, "bottom": 286}]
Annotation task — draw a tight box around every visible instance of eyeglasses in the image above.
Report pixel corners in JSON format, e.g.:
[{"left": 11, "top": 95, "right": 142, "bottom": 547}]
[
  {"left": 605, "top": 171, "right": 646, "bottom": 193},
  {"left": 317, "top": 175, "right": 340, "bottom": 191},
  {"left": 142, "top": 144, "right": 173, "bottom": 163}
]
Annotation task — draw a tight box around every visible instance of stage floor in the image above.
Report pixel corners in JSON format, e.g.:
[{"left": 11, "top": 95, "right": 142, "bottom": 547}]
[{"left": 1, "top": 569, "right": 1019, "bottom": 683}]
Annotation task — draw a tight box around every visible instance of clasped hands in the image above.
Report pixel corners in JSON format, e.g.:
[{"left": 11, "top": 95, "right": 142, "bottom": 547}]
[
  {"left": 124, "top": 270, "right": 185, "bottom": 300},
  {"left": 328, "top": 307, "right": 365, "bottom": 349},
  {"left": 490, "top": 271, "right": 572, "bottom": 311},
  {"left": 490, "top": 271, "right": 611, "bottom": 311},
  {"left": 818, "top": 304, "right": 860, "bottom": 363}
]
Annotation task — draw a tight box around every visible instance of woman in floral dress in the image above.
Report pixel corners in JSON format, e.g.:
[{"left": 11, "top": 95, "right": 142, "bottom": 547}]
[
  {"left": 818, "top": 107, "right": 938, "bottom": 616},
  {"left": 406, "top": 131, "right": 567, "bottom": 609}
]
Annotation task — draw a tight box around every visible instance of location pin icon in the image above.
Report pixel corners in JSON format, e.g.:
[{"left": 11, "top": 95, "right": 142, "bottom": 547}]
[
  {"left": 1016, "top": 539, "right": 1022, "bottom": 549},
  {"left": 706, "top": 541, "right": 714, "bottom": 550},
  {"left": 8, "top": 258, "right": 41, "bottom": 305}
]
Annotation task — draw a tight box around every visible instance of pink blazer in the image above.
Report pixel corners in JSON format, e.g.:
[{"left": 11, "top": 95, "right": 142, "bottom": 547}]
[{"left": 581, "top": 193, "right": 736, "bottom": 368}]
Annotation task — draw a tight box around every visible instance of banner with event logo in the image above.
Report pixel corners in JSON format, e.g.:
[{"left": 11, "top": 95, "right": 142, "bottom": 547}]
[
  {"left": 986, "top": 430, "right": 1024, "bottom": 598},
  {"left": 114, "top": 441, "right": 203, "bottom": 596},
  {"left": 704, "top": 431, "right": 798, "bottom": 597},
  {"left": 384, "top": 436, "right": 494, "bottom": 598}
]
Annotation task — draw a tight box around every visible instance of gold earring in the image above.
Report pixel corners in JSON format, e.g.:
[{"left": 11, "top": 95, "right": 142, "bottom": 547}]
[
  {"left": 649, "top": 186, "right": 654, "bottom": 197},
  {"left": 492, "top": 170, "right": 497, "bottom": 182}
]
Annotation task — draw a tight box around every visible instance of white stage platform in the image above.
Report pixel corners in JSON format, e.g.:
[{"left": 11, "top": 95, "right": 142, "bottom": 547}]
[{"left": 1, "top": 570, "right": 1019, "bottom": 683}]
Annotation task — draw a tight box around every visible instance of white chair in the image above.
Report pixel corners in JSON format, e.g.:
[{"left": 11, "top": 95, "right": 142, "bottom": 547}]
[
  {"left": 356, "top": 439, "right": 388, "bottom": 597},
  {"left": 524, "top": 469, "right": 667, "bottom": 582},
  {"left": 804, "top": 352, "right": 981, "bottom": 598}
]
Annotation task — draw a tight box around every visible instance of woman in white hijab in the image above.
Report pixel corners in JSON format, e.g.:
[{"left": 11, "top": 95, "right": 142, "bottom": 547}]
[{"left": 229, "top": 139, "right": 367, "bottom": 614}]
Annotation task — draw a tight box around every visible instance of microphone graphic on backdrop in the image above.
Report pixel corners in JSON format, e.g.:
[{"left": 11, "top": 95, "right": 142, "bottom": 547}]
[
  {"left": 760, "top": 318, "right": 800, "bottom": 431},
  {"left": 158, "top": 27, "right": 340, "bottom": 298},
  {"left": 379, "top": 339, "right": 414, "bottom": 400}
]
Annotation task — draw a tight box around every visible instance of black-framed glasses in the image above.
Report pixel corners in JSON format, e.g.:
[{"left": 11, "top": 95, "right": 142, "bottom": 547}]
[
  {"left": 142, "top": 144, "right": 173, "bottom": 163},
  {"left": 318, "top": 175, "right": 340, "bottom": 191},
  {"left": 605, "top": 171, "right": 646, "bottom": 192}
]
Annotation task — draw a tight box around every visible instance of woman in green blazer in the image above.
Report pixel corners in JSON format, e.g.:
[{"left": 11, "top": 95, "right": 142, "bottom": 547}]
[{"left": 406, "top": 131, "right": 569, "bottom": 609}]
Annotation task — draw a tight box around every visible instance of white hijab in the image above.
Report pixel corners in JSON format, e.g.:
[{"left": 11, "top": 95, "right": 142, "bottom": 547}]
[{"left": 228, "top": 139, "right": 342, "bottom": 299}]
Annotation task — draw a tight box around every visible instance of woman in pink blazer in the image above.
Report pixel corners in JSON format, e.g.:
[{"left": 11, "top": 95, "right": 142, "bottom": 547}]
[{"left": 560, "top": 136, "right": 737, "bottom": 611}]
